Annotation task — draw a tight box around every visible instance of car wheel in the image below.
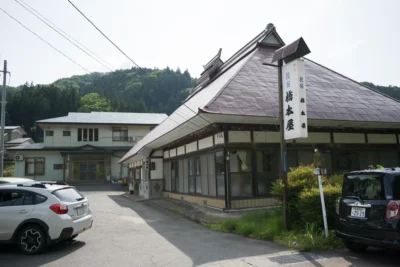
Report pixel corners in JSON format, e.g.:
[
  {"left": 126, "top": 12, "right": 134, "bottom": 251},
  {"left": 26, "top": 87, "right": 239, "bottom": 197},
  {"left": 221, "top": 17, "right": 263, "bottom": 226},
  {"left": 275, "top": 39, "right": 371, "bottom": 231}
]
[
  {"left": 18, "top": 225, "right": 46, "bottom": 255},
  {"left": 344, "top": 241, "right": 368, "bottom": 253},
  {"left": 66, "top": 234, "right": 78, "bottom": 241}
]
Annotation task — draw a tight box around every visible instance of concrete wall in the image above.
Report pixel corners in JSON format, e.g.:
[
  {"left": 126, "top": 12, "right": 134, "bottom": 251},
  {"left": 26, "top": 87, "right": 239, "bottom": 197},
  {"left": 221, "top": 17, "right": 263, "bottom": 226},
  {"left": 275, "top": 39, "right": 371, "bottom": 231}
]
[
  {"left": 14, "top": 151, "right": 64, "bottom": 181},
  {"left": 42, "top": 124, "right": 152, "bottom": 147}
]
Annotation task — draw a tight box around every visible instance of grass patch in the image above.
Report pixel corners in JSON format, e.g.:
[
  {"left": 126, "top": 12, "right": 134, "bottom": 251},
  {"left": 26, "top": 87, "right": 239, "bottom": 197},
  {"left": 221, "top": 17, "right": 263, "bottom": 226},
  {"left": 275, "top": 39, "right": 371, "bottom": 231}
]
[
  {"left": 275, "top": 223, "right": 344, "bottom": 252},
  {"left": 203, "top": 209, "right": 343, "bottom": 251}
]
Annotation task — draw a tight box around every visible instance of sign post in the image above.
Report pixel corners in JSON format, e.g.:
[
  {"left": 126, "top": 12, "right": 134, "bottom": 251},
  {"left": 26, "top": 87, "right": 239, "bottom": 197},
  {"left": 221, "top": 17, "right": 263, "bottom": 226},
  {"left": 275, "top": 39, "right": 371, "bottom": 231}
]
[
  {"left": 314, "top": 149, "right": 329, "bottom": 237},
  {"left": 268, "top": 37, "right": 311, "bottom": 231}
]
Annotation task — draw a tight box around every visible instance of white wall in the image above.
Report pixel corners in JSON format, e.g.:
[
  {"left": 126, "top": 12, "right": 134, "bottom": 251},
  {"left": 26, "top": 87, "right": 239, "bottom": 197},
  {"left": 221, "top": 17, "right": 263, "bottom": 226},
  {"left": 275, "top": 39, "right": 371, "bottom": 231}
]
[
  {"left": 334, "top": 133, "right": 365, "bottom": 144},
  {"left": 150, "top": 158, "right": 163, "bottom": 179},
  {"left": 368, "top": 134, "right": 397, "bottom": 144},
  {"left": 111, "top": 152, "right": 127, "bottom": 178},
  {"left": 198, "top": 136, "right": 213, "bottom": 150},
  {"left": 14, "top": 151, "right": 64, "bottom": 181},
  {"left": 42, "top": 124, "right": 153, "bottom": 147}
]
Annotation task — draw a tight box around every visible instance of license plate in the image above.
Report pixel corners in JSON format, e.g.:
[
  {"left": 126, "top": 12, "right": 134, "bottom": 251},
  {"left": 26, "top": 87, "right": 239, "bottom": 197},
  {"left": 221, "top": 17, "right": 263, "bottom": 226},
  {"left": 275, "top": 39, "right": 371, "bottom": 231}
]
[
  {"left": 351, "top": 207, "right": 366, "bottom": 218},
  {"left": 76, "top": 207, "right": 85, "bottom": 216}
]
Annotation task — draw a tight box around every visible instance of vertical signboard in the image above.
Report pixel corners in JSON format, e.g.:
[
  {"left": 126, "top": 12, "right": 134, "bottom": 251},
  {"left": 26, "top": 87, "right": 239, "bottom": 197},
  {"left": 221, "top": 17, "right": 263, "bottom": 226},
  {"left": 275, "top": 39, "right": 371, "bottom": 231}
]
[{"left": 282, "top": 59, "right": 308, "bottom": 140}]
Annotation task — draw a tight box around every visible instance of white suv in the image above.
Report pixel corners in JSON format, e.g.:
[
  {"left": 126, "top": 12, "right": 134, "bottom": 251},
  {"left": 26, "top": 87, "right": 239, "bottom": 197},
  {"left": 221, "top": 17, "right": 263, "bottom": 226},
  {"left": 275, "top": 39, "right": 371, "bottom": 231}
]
[{"left": 0, "top": 183, "right": 93, "bottom": 254}]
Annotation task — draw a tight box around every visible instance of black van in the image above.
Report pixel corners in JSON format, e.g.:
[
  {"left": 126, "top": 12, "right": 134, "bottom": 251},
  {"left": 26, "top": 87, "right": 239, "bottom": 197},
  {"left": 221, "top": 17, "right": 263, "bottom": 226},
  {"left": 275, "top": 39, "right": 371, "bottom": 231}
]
[{"left": 335, "top": 169, "right": 400, "bottom": 252}]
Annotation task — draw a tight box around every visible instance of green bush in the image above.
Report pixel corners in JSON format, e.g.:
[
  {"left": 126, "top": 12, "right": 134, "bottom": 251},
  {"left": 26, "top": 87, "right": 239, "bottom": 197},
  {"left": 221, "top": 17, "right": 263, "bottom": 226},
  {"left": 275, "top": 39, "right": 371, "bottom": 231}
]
[
  {"left": 296, "top": 185, "right": 342, "bottom": 227},
  {"left": 3, "top": 163, "right": 15, "bottom": 177},
  {"left": 326, "top": 173, "right": 344, "bottom": 187},
  {"left": 270, "top": 165, "right": 322, "bottom": 223}
]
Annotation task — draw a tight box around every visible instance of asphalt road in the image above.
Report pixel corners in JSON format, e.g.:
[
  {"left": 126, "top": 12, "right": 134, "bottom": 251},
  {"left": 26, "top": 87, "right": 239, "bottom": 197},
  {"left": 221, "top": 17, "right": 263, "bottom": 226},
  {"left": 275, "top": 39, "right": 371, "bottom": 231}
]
[{"left": 0, "top": 185, "right": 398, "bottom": 267}]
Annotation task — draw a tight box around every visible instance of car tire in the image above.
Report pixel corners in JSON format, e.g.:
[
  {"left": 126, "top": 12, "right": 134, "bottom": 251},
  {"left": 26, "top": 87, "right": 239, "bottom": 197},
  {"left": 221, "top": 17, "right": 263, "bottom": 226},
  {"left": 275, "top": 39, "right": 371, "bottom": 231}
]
[
  {"left": 17, "top": 224, "right": 47, "bottom": 255},
  {"left": 344, "top": 241, "right": 368, "bottom": 253},
  {"left": 66, "top": 234, "right": 78, "bottom": 241}
]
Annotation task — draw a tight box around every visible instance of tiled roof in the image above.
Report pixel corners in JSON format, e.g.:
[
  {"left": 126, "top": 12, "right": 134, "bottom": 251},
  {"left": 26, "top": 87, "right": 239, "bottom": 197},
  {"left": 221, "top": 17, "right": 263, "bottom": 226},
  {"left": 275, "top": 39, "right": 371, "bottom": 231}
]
[
  {"left": 36, "top": 112, "right": 168, "bottom": 125},
  {"left": 203, "top": 45, "right": 400, "bottom": 122}
]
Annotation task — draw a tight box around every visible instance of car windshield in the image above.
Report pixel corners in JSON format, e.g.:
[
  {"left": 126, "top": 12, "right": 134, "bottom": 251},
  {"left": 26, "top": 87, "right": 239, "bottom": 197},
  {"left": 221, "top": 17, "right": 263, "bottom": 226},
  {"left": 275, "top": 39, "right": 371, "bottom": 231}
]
[{"left": 343, "top": 173, "right": 385, "bottom": 200}]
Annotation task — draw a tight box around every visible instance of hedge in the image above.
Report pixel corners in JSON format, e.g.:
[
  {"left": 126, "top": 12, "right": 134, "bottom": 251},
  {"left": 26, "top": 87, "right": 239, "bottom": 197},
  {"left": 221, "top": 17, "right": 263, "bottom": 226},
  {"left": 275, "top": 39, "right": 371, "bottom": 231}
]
[{"left": 296, "top": 185, "right": 342, "bottom": 228}]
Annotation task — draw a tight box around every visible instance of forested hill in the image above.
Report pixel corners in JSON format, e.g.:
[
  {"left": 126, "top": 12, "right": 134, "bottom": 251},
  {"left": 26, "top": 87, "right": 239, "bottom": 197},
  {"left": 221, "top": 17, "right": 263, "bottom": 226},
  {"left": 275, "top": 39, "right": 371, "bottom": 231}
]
[
  {"left": 361, "top": 82, "right": 400, "bottom": 100},
  {"left": 3, "top": 66, "right": 400, "bottom": 142},
  {"left": 6, "top": 67, "right": 196, "bottom": 141}
]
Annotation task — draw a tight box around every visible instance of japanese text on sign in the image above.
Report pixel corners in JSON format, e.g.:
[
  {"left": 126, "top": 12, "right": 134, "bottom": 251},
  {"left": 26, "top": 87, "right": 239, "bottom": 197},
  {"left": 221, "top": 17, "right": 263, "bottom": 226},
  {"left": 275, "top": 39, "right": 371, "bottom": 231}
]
[{"left": 282, "top": 59, "right": 308, "bottom": 140}]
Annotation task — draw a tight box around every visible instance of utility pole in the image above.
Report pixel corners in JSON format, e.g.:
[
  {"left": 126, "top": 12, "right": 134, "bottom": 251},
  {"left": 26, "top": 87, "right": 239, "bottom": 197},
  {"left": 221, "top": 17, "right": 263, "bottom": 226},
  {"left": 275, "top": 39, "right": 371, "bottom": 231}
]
[
  {"left": 277, "top": 59, "right": 289, "bottom": 231},
  {"left": 0, "top": 60, "right": 9, "bottom": 177}
]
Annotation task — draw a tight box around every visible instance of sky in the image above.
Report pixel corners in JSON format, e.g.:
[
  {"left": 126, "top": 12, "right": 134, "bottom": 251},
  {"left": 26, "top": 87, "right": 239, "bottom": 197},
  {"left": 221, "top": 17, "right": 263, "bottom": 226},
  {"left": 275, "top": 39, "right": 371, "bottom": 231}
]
[{"left": 0, "top": 0, "right": 399, "bottom": 87}]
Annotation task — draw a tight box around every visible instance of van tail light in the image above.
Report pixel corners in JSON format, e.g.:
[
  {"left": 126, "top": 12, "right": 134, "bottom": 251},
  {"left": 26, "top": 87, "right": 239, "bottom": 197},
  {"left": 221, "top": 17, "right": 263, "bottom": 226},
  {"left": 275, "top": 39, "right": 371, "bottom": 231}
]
[
  {"left": 336, "top": 198, "right": 341, "bottom": 215},
  {"left": 50, "top": 204, "right": 68, "bottom": 214},
  {"left": 386, "top": 201, "right": 400, "bottom": 221}
]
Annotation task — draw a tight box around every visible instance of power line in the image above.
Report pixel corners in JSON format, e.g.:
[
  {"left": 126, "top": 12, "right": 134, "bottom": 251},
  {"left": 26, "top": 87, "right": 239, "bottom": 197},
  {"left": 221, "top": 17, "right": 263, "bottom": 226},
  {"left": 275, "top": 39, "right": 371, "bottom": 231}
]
[
  {"left": 0, "top": 7, "right": 91, "bottom": 73},
  {"left": 67, "top": 0, "right": 140, "bottom": 68},
  {"left": 15, "top": 0, "right": 113, "bottom": 72}
]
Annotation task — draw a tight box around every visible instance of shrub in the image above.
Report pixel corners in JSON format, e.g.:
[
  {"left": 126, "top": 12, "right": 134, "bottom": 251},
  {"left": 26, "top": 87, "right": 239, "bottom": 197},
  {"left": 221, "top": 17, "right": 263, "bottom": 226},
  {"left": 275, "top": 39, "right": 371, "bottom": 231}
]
[
  {"left": 326, "top": 173, "right": 344, "bottom": 187},
  {"left": 296, "top": 184, "right": 342, "bottom": 227},
  {"left": 3, "top": 163, "right": 15, "bottom": 177},
  {"left": 270, "top": 165, "right": 322, "bottom": 223}
]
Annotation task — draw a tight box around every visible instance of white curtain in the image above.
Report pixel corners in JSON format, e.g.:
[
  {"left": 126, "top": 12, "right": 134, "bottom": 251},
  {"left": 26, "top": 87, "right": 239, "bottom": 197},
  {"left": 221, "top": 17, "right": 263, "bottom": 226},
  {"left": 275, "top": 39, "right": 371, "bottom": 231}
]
[{"left": 238, "top": 151, "right": 248, "bottom": 171}]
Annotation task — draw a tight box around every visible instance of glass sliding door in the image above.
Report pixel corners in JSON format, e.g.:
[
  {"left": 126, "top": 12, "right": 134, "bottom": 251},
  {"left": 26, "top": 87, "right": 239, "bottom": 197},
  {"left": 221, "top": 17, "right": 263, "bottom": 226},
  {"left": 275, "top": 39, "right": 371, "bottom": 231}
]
[
  {"left": 256, "top": 150, "right": 278, "bottom": 197},
  {"left": 229, "top": 150, "right": 253, "bottom": 197}
]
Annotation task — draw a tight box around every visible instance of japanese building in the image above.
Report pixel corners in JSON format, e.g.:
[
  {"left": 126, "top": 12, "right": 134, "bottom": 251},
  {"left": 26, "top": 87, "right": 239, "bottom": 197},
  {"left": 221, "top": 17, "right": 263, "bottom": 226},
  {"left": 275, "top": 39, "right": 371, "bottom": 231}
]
[{"left": 119, "top": 24, "right": 400, "bottom": 209}]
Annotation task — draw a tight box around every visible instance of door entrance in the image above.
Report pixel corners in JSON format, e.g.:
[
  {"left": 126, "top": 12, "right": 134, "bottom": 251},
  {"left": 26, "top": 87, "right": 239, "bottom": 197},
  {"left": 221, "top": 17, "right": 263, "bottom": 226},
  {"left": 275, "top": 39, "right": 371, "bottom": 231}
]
[{"left": 79, "top": 163, "right": 96, "bottom": 181}]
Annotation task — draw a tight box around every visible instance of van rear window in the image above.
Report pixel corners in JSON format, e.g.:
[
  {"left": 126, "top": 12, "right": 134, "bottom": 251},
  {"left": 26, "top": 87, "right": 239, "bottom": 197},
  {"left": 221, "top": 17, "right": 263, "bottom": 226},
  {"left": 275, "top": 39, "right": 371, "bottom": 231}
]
[
  {"left": 52, "top": 188, "right": 84, "bottom": 202},
  {"left": 343, "top": 174, "right": 385, "bottom": 200},
  {"left": 391, "top": 176, "right": 400, "bottom": 200}
]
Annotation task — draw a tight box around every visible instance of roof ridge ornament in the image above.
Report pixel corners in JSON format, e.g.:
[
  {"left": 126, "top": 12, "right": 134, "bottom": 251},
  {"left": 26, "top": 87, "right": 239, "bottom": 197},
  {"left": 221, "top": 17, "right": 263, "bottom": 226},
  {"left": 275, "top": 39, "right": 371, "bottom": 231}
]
[{"left": 266, "top": 23, "right": 275, "bottom": 32}]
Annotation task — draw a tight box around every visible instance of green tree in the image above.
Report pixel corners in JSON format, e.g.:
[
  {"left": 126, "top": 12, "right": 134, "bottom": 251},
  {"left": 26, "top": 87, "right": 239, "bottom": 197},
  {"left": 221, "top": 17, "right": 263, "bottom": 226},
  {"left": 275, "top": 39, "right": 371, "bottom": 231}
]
[{"left": 78, "top": 93, "right": 112, "bottom": 112}]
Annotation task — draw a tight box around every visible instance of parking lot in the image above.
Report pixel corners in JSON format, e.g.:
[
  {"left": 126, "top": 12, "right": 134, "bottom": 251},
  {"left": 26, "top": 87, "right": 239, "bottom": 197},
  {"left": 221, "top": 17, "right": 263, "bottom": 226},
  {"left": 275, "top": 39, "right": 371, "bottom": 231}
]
[{"left": 0, "top": 185, "right": 398, "bottom": 267}]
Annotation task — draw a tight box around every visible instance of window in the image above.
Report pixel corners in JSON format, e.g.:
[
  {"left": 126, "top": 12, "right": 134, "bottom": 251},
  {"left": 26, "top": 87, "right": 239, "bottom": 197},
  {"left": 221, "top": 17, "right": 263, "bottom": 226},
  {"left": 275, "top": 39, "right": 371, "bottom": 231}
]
[
  {"left": 390, "top": 176, "right": 400, "bottom": 200},
  {"left": 94, "top": 129, "right": 99, "bottom": 141},
  {"left": 256, "top": 150, "right": 278, "bottom": 197},
  {"left": 343, "top": 174, "right": 385, "bottom": 200},
  {"left": 78, "top": 128, "right": 82, "bottom": 141},
  {"left": 54, "top": 164, "right": 64, "bottom": 170},
  {"left": 195, "top": 157, "right": 201, "bottom": 194},
  {"left": 188, "top": 158, "right": 195, "bottom": 193},
  {"left": 35, "top": 194, "right": 47, "bottom": 204},
  {"left": 89, "top": 129, "right": 94, "bottom": 141},
  {"left": 53, "top": 188, "right": 84, "bottom": 202},
  {"left": 77, "top": 128, "right": 99, "bottom": 142},
  {"left": 230, "top": 150, "right": 252, "bottom": 197},
  {"left": 45, "top": 130, "right": 54, "bottom": 136},
  {"left": 0, "top": 191, "right": 34, "bottom": 207},
  {"left": 63, "top": 130, "right": 71, "bottom": 136},
  {"left": 25, "top": 158, "right": 45, "bottom": 176},
  {"left": 215, "top": 151, "right": 225, "bottom": 197},
  {"left": 171, "top": 161, "right": 179, "bottom": 192},
  {"left": 83, "top": 129, "right": 88, "bottom": 141},
  {"left": 113, "top": 128, "right": 128, "bottom": 141}
]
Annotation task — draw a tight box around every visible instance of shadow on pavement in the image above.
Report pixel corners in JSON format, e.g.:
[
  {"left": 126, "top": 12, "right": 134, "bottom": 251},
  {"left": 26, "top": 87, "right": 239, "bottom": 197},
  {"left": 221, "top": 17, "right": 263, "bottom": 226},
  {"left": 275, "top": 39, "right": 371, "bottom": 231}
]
[
  {"left": 0, "top": 241, "right": 85, "bottom": 267},
  {"left": 107, "top": 194, "right": 399, "bottom": 267}
]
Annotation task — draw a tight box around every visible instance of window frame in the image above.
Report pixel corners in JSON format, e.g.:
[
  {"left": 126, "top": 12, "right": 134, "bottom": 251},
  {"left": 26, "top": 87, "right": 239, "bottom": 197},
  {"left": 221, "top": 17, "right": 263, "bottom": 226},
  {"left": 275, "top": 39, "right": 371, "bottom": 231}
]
[
  {"left": 45, "top": 130, "right": 54, "bottom": 137},
  {"left": 0, "top": 189, "right": 36, "bottom": 207},
  {"left": 25, "top": 157, "right": 45, "bottom": 176},
  {"left": 112, "top": 128, "right": 129, "bottom": 142},
  {"left": 63, "top": 130, "right": 71, "bottom": 137},
  {"left": 171, "top": 160, "right": 179, "bottom": 192},
  {"left": 77, "top": 128, "right": 99, "bottom": 142}
]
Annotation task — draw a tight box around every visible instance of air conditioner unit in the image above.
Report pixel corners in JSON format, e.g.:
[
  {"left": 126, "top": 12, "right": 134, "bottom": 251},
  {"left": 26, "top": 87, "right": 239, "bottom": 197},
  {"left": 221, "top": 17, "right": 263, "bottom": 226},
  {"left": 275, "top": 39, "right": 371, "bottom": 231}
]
[
  {"left": 129, "top": 136, "right": 136, "bottom": 142},
  {"left": 14, "top": 155, "right": 24, "bottom": 161}
]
